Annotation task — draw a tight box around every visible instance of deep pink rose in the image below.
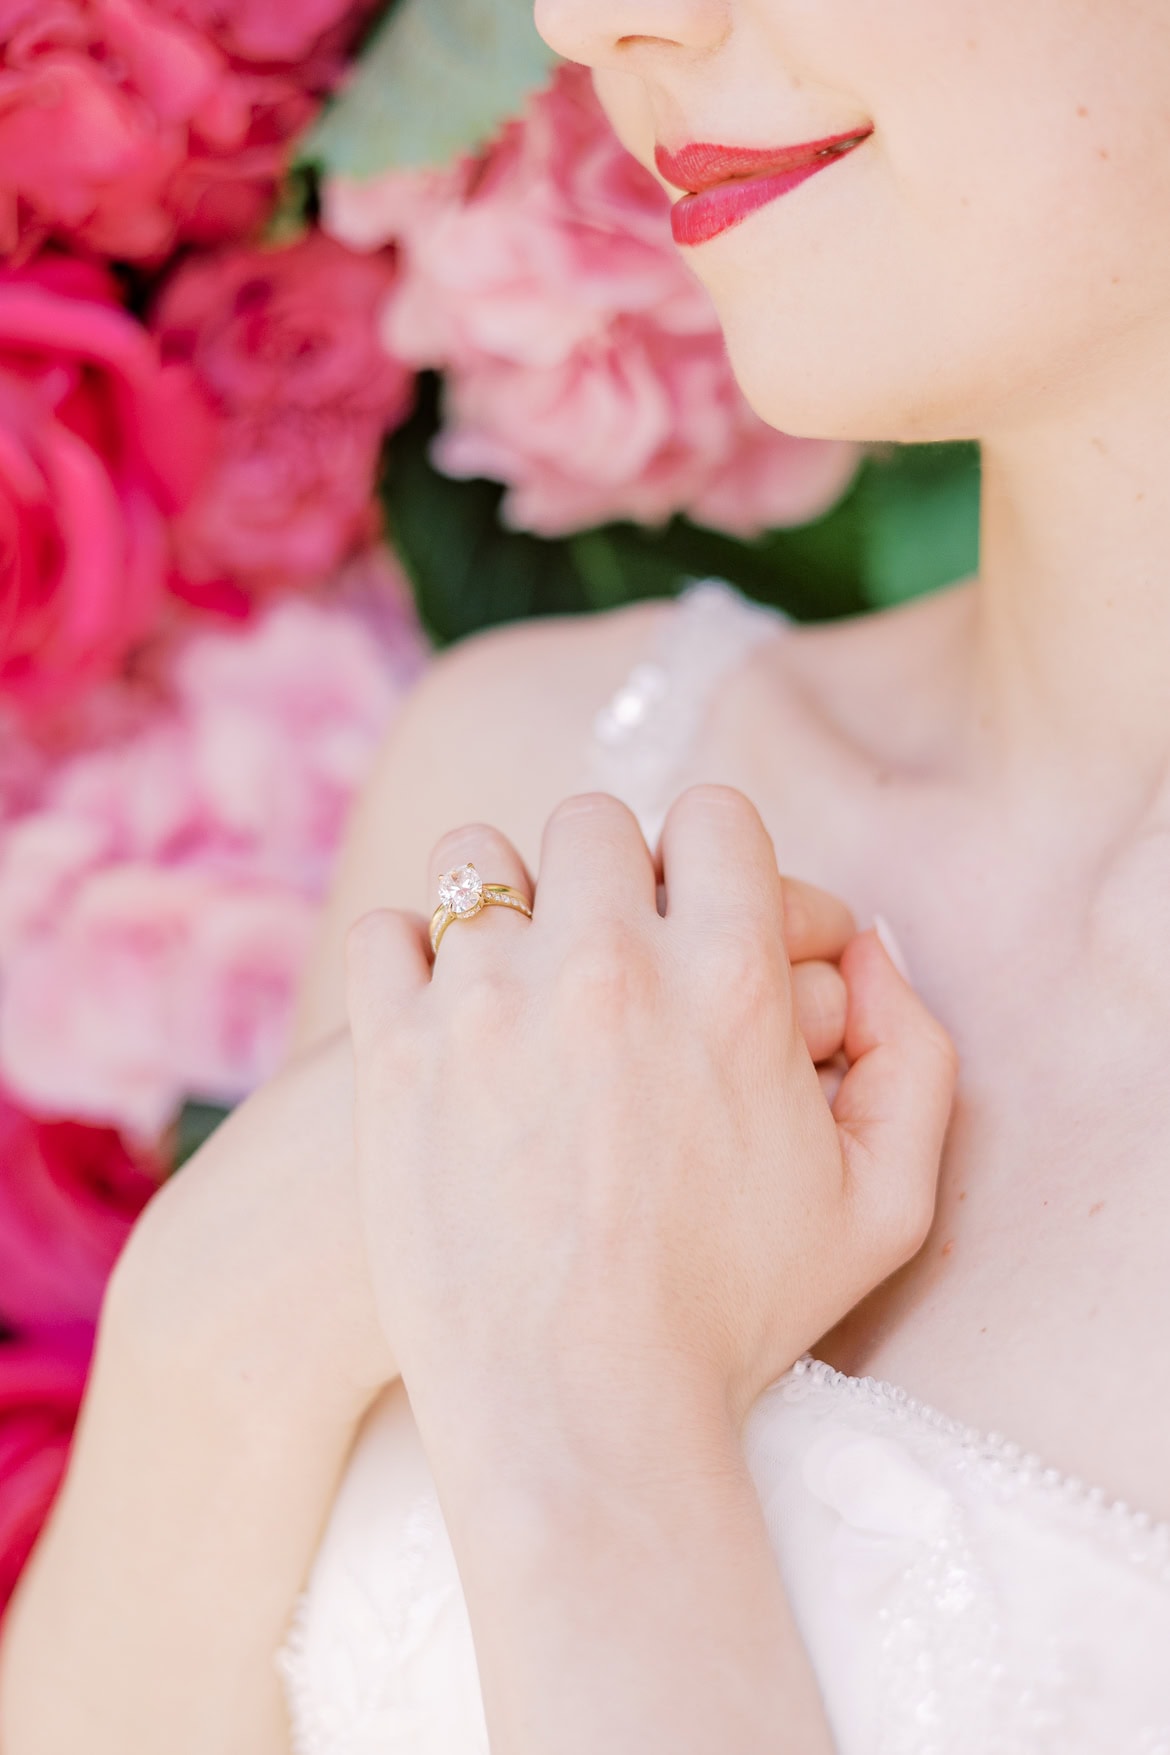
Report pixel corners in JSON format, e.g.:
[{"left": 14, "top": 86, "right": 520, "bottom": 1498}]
[
  {"left": 0, "top": 0, "right": 368, "bottom": 265},
  {"left": 0, "top": 253, "right": 213, "bottom": 707},
  {"left": 326, "top": 65, "right": 859, "bottom": 537},
  {"left": 154, "top": 235, "right": 414, "bottom": 598},
  {"left": 0, "top": 583, "right": 428, "bottom": 1138},
  {"left": 0, "top": 1331, "right": 90, "bottom": 1626},
  {"left": 0, "top": 1098, "right": 160, "bottom": 1338},
  {"left": 163, "top": 0, "right": 361, "bottom": 67}
]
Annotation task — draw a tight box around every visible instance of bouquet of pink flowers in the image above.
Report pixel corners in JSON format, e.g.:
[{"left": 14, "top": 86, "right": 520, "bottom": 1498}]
[{"left": 1, "top": 0, "right": 975, "bottom": 1623}]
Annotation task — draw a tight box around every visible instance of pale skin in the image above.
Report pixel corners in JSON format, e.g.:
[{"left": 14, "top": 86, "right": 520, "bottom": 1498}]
[{"left": 5, "top": 0, "right": 1170, "bottom": 1748}]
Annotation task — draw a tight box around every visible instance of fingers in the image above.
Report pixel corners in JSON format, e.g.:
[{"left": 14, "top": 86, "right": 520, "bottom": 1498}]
[
  {"left": 657, "top": 785, "right": 786, "bottom": 943},
  {"left": 535, "top": 792, "right": 658, "bottom": 931},
  {"left": 780, "top": 876, "right": 857, "bottom": 965},
  {"left": 832, "top": 928, "right": 959, "bottom": 1251},
  {"left": 427, "top": 822, "right": 535, "bottom": 971},
  {"left": 791, "top": 960, "right": 848, "bottom": 1064},
  {"left": 817, "top": 1052, "right": 848, "bottom": 1106},
  {"left": 345, "top": 908, "right": 431, "bottom": 1047}
]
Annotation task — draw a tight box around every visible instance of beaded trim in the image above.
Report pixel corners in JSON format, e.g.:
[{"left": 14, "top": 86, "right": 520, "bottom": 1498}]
[
  {"left": 780, "top": 1354, "right": 1170, "bottom": 1583},
  {"left": 584, "top": 578, "right": 789, "bottom": 845}
]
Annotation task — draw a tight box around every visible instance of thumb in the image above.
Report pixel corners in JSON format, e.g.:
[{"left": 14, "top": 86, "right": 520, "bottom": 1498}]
[{"left": 832, "top": 926, "right": 959, "bottom": 1248}]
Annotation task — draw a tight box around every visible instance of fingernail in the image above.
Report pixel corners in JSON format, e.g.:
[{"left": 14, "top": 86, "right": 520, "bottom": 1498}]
[{"left": 872, "top": 912, "right": 913, "bottom": 984}]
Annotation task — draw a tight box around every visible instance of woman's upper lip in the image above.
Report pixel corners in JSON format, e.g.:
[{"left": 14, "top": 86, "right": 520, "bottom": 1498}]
[{"left": 655, "top": 129, "right": 873, "bottom": 194}]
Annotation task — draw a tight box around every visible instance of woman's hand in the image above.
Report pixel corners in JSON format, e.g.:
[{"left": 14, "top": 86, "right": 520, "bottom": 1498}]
[
  {"left": 344, "top": 785, "right": 958, "bottom": 1477},
  {"left": 108, "top": 784, "right": 867, "bottom": 1446}
]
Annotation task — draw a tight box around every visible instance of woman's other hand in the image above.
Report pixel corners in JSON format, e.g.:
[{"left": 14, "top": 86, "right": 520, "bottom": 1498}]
[{"left": 344, "top": 784, "right": 958, "bottom": 1476}]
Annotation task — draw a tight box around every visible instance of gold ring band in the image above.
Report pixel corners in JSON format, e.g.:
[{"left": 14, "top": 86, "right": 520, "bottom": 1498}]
[{"left": 429, "top": 863, "right": 533, "bottom": 955}]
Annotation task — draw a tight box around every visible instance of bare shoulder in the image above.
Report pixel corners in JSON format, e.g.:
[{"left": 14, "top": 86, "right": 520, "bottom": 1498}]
[
  {"left": 722, "top": 575, "right": 976, "bottom": 780},
  {"left": 291, "top": 597, "right": 672, "bottom": 1046}
]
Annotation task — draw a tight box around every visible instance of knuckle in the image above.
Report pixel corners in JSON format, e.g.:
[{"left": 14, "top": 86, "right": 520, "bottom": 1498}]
[
  {"left": 366, "top": 1014, "right": 417, "bottom": 1082},
  {"left": 547, "top": 791, "right": 635, "bottom": 830},
  {"left": 870, "top": 1169, "right": 938, "bottom": 1264},
  {"left": 779, "top": 889, "right": 811, "bottom": 949},
  {"left": 555, "top": 922, "right": 649, "bottom": 1021},
  {"left": 430, "top": 821, "right": 509, "bottom": 874},
  {"left": 921, "top": 1014, "right": 960, "bottom": 1080},
  {"left": 665, "top": 783, "right": 765, "bottom": 845},
  {"left": 897, "top": 1179, "right": 940, "bottom": 1258},
  {"left": 676, "top": 781, "right": 756, "bottom": 819},
  {"left": 792, "top": 961, "right": 847, "bottom": 1029},
  {"left": 343, "top": 906, "right": 395, "bottom": 971},
  {"left": 450, "top": 967, "right": 524, "bottom": 1042},
  {"left": 693, "top": 926, "right": 775, "bottom": 1008}
]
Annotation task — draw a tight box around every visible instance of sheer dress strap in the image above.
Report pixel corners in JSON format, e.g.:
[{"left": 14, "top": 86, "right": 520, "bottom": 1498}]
[{"left": 581, "top": 578, "right": 790, "bottom": 847}]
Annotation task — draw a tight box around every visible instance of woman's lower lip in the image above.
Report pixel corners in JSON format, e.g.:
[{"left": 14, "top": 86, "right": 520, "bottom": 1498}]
[{"left": 670, "top": 155, "right": 844, "bottom": 248}]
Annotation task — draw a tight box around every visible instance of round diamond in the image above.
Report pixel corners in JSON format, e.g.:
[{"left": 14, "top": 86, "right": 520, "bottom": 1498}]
[{"left": 438, "top": 863, "right": 483, "bottom": 916}]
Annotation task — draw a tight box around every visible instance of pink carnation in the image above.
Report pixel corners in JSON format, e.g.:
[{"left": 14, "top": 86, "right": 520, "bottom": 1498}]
[
  {"left": 0, "top": 0, "right": 370, "bottom": 266},
  {"left": 0, "top": 1331, "right": 91, "bottom": 1627},
  {"left": 0, "top": 1098, "right": 160, "bottom": 1338},
  {"left": 325, "top": 65, "right": 859, "bottom": 538},
  {"left": 154, "top": 235, "right": 415, "bottom": 603},
  {"left": 0, "top": 253, "right": 213, "bottom": 709},
  {"left": 0, "top": 577, "right": 429, "bottom": 1139}
]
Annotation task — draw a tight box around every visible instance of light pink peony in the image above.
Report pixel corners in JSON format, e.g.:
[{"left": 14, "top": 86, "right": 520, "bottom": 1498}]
[
  {"left": 0, "top": 1098, "right": 160, "bottom": 1339},
  {"left": 0, "top": 577, "right": 429, "bottom": 1139},
  {"left": 325, "top": 65, "right": 860, "bottom": 538},
  {"left": 435, "top": 323, "right": 861, "bottom": 538},
  {"left": 0, "top": 253, "right": 214, "bottom": 708},
  {"left": 0, "top": 1331, "right": 91, "bottom": 1626},
  {"left": 0, "top": 0, "right": 369, "bottom": 266},
  {"left": 154, "top": 235, "right": 414, "bottom": 601}
]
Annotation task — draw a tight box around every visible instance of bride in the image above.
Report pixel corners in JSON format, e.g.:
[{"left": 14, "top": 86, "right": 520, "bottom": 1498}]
[{"left": 5, "top": 0, "right": 1170, "bottom": 1749}]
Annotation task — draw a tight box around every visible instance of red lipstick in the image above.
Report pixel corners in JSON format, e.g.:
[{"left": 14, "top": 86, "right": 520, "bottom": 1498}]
[{"left": 656, "top": 129, "right": 872, "bottom": 248}]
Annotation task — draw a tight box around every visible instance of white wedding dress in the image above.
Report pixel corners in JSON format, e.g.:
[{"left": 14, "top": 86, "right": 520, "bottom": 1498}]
[{"left": 275, "top": 582, "right": 1170, "bottom": 1755}]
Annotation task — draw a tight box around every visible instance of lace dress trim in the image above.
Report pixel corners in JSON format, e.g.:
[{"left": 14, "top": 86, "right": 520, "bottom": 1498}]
[
  {"left": 780, "top": 1355, "right": 1170, "bottom": 1579},
  {"left": 276, "top": 580, "right": 1170, "bottom": 1753}
]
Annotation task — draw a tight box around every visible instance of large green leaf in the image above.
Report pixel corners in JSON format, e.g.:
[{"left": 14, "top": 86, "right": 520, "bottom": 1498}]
[
  {"left": 297, "top": 0, "right": 558, "bottom": 179},
  {"left": 860, "top": 441, "right": 981, "bottom": 606}
]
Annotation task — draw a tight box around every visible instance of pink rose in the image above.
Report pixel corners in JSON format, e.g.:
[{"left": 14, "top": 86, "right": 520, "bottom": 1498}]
[
  {"left": 0, "top": 585, "right": 428, "bottom": 1138},
  {"left": 0, "top": 1331, "right": 90, "bottom": 1626},
  {"left": 154, "top": 236, "right": 414, "bottom": 599},
  {"left": 164, "top": 0, "right": 362, "bottom": 67},
  {"left": 326, "top": 66, "right": 859, "bottom": 538},
  {"left": 0, "top": 253, "right": 213, "bottom": 708},
  {"left": 0, "top": 0, "right": 368, "bottom": 265},
  {"left": 1, "top": 867, "right": 319, "bottom": 1139},
  {"left": 0, "top": 1099, "right": 160, "bottom": 1338}
]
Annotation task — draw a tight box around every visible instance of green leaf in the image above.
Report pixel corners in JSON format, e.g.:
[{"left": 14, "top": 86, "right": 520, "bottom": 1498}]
[
  {"left": 171, "top": 1100, "right": 232, "bottom": 1172},
  {"left": 382, "top": 382, "right": 988, "bottom": 640},
  {"left": 297, "top": 0, "right": 558, "bottom": 180},
  {"left": 860, "top": 441, "right": 981, "bottom": 607},
  {"left": 381, "top": 378, "right": 589, "bottom": 643},
  {"left": 381, "top": 377, "right": 882, "bottom": 640}
]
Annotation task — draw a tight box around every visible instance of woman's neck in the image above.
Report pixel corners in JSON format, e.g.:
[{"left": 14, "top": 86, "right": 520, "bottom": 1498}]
[{"left": 967, "top": 340, "right": 1170, "bottom": 825}]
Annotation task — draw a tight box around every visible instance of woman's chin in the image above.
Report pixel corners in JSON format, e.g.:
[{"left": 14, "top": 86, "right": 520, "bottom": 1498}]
[{"left": 722, "top": 341, "right": 976, "bottom": 449}]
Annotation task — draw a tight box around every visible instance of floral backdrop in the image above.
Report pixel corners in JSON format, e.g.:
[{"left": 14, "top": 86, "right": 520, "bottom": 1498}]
[{"left": 0, "top": 0, "right": 981, "bottom": 1622}]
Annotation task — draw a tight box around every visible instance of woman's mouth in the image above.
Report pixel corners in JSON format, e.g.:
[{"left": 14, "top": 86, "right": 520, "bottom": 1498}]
[{"left": 656, "top": 129, "right": 873, "bottom": 248}]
